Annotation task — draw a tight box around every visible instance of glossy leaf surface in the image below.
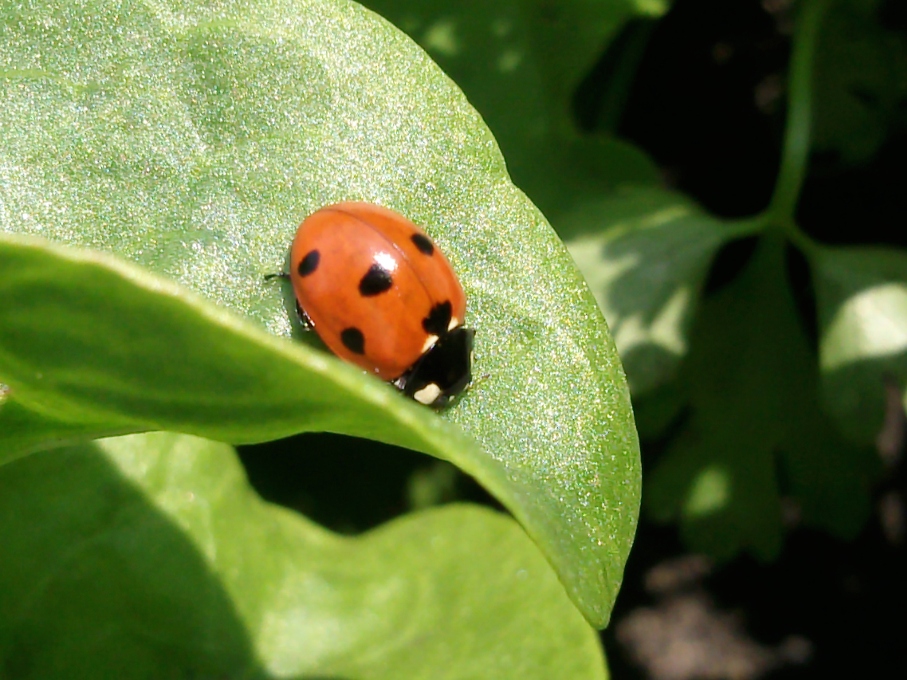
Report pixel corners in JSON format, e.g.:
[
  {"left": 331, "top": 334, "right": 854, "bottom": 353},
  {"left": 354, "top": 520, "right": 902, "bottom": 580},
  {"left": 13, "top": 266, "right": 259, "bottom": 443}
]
[{"left": 0, "top": 0, "right": 640, "bottom": 625}]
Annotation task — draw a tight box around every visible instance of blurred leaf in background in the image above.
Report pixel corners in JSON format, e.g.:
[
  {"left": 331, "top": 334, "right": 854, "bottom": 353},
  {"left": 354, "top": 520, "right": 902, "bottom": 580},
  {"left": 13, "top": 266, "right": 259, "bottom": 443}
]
[
  {"left": 811, "top": 0, "right": 907, "bottom": 167},
  {"left": 812, "top": 246, "right": 907, "bottom": 444},
  {"left": 361, "top": 0, "right": 668, "bottom": 221}
]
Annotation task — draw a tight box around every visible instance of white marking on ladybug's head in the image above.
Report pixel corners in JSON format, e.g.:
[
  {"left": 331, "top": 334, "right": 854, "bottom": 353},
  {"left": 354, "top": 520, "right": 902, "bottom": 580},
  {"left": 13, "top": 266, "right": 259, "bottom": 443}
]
[
  {"left": 448, "top": 316, "right": 459, "bottom": 331},
  {"left": 421, "top": 334, "right": 439, "bottom": 354},
  {"left": 414, "top": 383, "right": 442, "bottom": 405}
]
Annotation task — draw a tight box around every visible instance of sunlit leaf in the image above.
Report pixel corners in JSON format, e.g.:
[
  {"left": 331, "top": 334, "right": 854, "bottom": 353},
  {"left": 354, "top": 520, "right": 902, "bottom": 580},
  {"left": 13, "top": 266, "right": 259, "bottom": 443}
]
[
  {"left": 0, "top": 432, "right": 607, "bottom": 679},
  {"left": 812, "top": 245, "right": 907, "bottom": 443},
  {"left": 565, "top": 187, "right": 750, "bottom": 395},
  {"left": 0, "top": 0, "right": 640, "bottom": 626}
]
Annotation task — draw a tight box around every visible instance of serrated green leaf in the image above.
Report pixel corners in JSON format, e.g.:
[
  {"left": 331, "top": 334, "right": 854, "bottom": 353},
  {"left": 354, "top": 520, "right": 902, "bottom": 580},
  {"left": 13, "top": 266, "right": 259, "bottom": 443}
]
[
  {"left": 0, "top": 0, "right": 640, "bottom": 626},
  {"left": 565, "top": 187, "right": 751, "bottom": 395},
  {"left": 0, "top": 432, "right": 607, "bottom": 679},
  {"left": 812, "top": 245, "right": 907, "bottom": 443},
  {"left": 643, "top": 233, "right": 789, "bottom": 559},
  {"left": 646, "top": 236, "right": 876, "bottom": 558}
]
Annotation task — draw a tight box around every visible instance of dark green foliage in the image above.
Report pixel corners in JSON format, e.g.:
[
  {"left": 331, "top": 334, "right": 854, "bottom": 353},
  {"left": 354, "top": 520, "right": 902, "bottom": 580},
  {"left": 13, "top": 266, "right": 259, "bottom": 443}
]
[{"left": 2, "top": 0, "right": 904, "bottom": 676}]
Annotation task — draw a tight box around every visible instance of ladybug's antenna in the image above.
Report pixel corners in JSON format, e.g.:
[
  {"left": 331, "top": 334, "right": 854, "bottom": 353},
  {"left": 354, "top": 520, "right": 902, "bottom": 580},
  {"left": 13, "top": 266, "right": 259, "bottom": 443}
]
[{"left": 263, "top": 272, "right": 290, "bottom": 282}]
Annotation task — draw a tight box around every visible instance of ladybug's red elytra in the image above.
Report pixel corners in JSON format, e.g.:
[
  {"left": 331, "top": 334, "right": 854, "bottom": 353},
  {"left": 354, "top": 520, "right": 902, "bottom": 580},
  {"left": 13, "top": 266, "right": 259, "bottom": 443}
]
[{"left": 270, "top": 202, "right": 474, "bottom": 407}]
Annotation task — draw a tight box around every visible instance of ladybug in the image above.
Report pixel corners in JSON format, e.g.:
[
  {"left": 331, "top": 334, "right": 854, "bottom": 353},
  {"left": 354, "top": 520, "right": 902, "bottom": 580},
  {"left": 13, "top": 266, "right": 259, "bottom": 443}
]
[{"left": 270, "top": 202, "right": 474, "bottom": 407}]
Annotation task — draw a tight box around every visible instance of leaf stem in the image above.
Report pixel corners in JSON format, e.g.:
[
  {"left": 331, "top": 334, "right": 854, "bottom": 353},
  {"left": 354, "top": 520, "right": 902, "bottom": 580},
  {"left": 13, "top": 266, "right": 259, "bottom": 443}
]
[
  {"left": 725, "top": 215, "right": 771, "bottom": 240},
  {"left": 766, "top": 0, "right": 830, "bottom": 230}
]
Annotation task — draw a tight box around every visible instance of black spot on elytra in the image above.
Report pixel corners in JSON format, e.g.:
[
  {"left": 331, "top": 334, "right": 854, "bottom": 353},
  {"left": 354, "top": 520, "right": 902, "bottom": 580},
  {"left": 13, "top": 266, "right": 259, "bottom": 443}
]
[
  {"left": 340, "top": 327, "right": 365, "bottom": 354},
  {"left": 297, "top": 250, "right": 320, "bottom": 277},
  {"left": 411, "top": 233, "right": 434, "bottom": 256},
  {"left": 422, "top": 301, "right": 452, "bottom": 336},
  {"left": 359, "top": 263, "right": 394, "bottom": 296}
]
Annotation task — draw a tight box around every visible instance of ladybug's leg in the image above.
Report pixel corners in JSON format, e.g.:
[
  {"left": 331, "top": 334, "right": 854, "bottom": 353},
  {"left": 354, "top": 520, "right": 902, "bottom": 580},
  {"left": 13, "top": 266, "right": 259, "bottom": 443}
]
[
  {"left": 390, "top": 369, "right": 411, "bottom": 393},
  {"left": 264, "top": 271, "right": 313, "bottom": 331},
  {"left": 263, "top": 272, "right": 290, "bottom": 282},
  {"left": 295, "top": 301, "right": 315, "bottom": 331}
]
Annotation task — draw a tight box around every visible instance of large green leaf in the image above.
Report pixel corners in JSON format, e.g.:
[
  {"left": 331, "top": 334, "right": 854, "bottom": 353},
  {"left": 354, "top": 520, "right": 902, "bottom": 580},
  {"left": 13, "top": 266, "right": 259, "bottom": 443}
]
[
  {"left": 0, "top": 397, "right": 130, "bottom": 468},
  {"left": 0, "top": 0, "right": 639, "bottom": 625},
  {"left": 812, "top": 245, "right": 907, "bottom": 443},
  {"left": 0, "top": 432, "right": 607, "bottom": 679}
]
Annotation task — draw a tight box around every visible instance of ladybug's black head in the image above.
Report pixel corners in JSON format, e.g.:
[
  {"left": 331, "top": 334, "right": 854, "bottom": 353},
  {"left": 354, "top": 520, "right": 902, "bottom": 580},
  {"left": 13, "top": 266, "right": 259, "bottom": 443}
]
[{"left": 397, "top": 326, "right": 475, "bottom": 407}]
